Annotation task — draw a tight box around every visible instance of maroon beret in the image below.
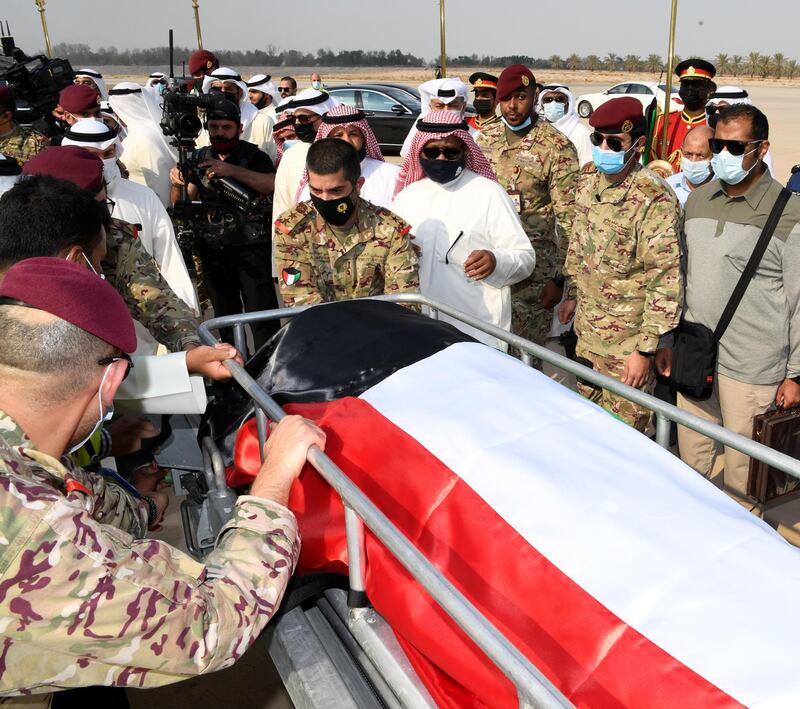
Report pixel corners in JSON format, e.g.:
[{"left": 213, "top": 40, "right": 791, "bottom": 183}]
[
  {"left": 188, "top": 49, "right": 219, "bottom": 75},
  {"left": 59, "top": 84, "right": 101, "bottom": 113},
  {"left": 496, "top": 64, "right": 536, "bottom": 100},
  {"left": 0, "top": 257, "right": 136, "bottom": 353},
  {"left": 589, "top": 97, "right": 646, "bottom": 134},
  {"left": 22, "top": 146, "right": 104, "bottom": 193}
]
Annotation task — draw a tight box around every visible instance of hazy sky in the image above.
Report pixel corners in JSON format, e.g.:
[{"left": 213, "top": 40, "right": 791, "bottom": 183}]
[{"left": 4, "top": 1, "right": 800, "bottom": 62}]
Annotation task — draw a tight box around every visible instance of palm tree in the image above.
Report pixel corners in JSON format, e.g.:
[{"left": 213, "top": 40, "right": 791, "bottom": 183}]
[
  {"left": 746, "top": 52, "right": 761, "bottom": 78},
  {"left": 566, "top": 53, "right": 581, "bottom": 71},
  {"left": 604, "top": 53, "right": 619, "bottom": 71},
  {"left": 645, "top": 54, "right": 662, "bottom": 73},
  {"left": 548, "top": 54, "right": 563, "bottom": 70},
  {"left": 772, "top": 53, "right": 785, "bottom": 78},
  {"left": 714, "top": 53, "right": 729, "bottom": 74},
  {"left": 623, "top": 54, "right": 642, "bottom": 72},
  {"left": 730, "top": 55, "right": 743, "bottom": 77},
  {"left": 585, "top": 55, "right": 602, "bottom": 72},
  {"left": 786, "top": 59, "right": 799, "bottom": 79}
]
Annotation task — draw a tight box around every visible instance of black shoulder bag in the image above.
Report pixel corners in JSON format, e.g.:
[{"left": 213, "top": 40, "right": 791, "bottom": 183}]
[{"left": 671, "top": 187, "right": 791, "bottom": 400}]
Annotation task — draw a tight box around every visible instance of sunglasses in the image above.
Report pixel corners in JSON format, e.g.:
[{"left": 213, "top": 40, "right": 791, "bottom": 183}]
[
  {"left": 97, "top": 352, "right": 133, "bottom": 381},
  {"left": 708, "top": 138, "right": 763, "bottom": 156},
  {"left": 589, "top": 131, "right": 628, "bottom": 153},
  {"left": 106, "top": 197, "right": 115, "bottom": 216},
  {"left": 293, "top": 114, "right": 318, "bottom": 124},
  {"left": 541, "top": 95, "right": 568, "bottom": 104},
  {"left": 421, "top": 146, "right": 463, "bottom": 160},
  {"left": 278, "top": 87, "right": 292, "bottom": 94}
]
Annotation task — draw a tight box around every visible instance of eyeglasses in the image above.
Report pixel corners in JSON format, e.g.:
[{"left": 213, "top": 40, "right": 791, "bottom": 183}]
[
  {"left": 421, "top": 146, "right": 463, "bottom": 161},
  {"left": 97, "top": 352, "right": 133, "bottom": 381},
  {"left": 541, "top": 95, "right": 568, "bottom": 104},
  {"left": 708, "top": 138, "right": 763, "bottom": 156},
  {"left": 105, "top": 197, "right": 115, "bottom": 216},
  {"left": 293, "top": 114, "right": 318, "bottom": 124},
  {"left": 589, "top": 131, "right": 627, "bottom": 153}
]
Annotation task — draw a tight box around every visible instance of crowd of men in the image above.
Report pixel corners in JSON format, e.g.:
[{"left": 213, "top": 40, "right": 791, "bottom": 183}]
[{"left": 0, "top": 47, "right": 798, "bottom": 705}]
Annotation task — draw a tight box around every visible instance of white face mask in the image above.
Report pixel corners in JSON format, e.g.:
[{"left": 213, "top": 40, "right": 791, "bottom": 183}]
[
  {"left": 67, "top": 252, "right": 105, "bottom": 280},
  {"left": 68, "top": 364, "right": 115, "bottom": 454},
  {"left": 102, "top": 157, "right": 121, "bottom": 183}
]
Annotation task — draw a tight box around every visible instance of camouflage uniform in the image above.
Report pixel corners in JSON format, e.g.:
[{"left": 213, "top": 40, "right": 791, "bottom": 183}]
[
  {"left": 0, "top": 409, "right": 299, "bottom": 701},
  {"left": 274, "top": 197, "right": 419, "bottom": 307},
  {"left": 0, "top": 125, "right": 46, "bottom": 167},
  {"left": 477, "top": 119, "right": 579, "bottom": 366},
  {"left": 104, "top": 218, "right": 201, "bottom": 351},
  {"left": 564, "top": 163, "right": 682, "bottom": 431}
]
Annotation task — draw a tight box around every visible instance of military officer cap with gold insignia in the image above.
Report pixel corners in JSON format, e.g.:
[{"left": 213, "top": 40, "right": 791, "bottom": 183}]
[
  {"left": 675, "top": 58, "right": 716, "bottom": 82},
  {"left": 468, "top": 71, "right": 499, "bottom": 93},
  {"left": 495, "top": 64, "right": 536, "bottom": 100},
  {"left": 589, "top": 96, "right": 646, "bottom": 135}
]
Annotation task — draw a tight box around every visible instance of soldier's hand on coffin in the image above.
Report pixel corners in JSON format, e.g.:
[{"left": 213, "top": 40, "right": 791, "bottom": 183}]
[
  {"left": 107, "top": 416, "right": 159, "bottom": 456},
  {"left": 185, "top": 343, "right": 244, "bottom": 380},
  {"left": 251, "top": 416, "right": 327, "bottom": 506},
  {"left": 539, "top": 278, "right": 564, "bottom": 309},
  {"left": 464, "top": 249, "right": 496, "bottom": 280},
  {"left": 775, "top": 378, "right": 800, "bottom": 410},
  {"left": 622, "top": 351, "right": 652, "bottom": 389},
  {"left": 558, "top": 299, "right": 576, "bottom": 324},
  {"left": 655, "top": 348, "right": 672, "bottom": 377}
]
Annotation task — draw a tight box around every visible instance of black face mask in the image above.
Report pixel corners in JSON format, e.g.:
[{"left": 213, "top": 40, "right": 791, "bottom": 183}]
[
  {"left": 253, "top": 95, "right": 268, "bottom": 110},
  {"left": 295, "top": 121, "right": 317, "bottom": 143},
  {"left": 222, "top": 90, "right": 239, "bottom": 105},
  {"left": 311, "top": 192, "right": 357, "bottom": 227},
  {"left": 419, "top": 157, "right": 466, "bottom": 184},
  {"left": 357, "top": 144, "right": 367, "bottom": 162},
  {"left": 679, "top": 83, "right": 707, "bottom": 111},
  {"left": 473, "top": 98, "right": 494, "bottom": 116}
]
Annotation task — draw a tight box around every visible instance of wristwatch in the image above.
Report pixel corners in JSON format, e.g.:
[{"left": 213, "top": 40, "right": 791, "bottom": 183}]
[
  {"left": 144, "top": 496, "right": 159, "bottom": 528},
  {"left": 638, "top": 351, "right": 656, "bottom": 358}
]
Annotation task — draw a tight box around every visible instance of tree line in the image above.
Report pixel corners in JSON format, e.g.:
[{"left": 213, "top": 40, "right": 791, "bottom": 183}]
[
  {"left": 51, "top": 43, "right": 425, "bottom": 68},
  {"left": 50, "top": 43, "right": 799, "bottom": 79}
]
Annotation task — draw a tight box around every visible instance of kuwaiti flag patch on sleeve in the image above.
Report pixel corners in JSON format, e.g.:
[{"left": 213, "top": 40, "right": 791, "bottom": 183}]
[
  {"left": 229, "top": 304, "right": 800, "bottom": 708},
  {"left": 282, "top": 267, "right": 301, "bottom": 286}
]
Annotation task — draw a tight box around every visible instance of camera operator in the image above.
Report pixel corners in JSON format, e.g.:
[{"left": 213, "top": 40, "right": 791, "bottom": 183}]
[
  {"left": 169, "top": 98, "right": 279, "bottom": 349},
  {"left": 0, "top": 85, "right": 46, "bottom": 166}
]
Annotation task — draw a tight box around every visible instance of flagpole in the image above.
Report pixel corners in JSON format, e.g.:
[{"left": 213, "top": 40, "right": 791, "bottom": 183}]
[
  {"left": 660, "top": 0, "right": 678, "bottom": 156},
  {"left": 191, "top": 0, "right": 203, "bottom": 50},
  {"left": 33, "top": 0, "right": 52, "bottom": 58},
  {"left": 439, "top": 0, "right": 447, "bottom": 78}
]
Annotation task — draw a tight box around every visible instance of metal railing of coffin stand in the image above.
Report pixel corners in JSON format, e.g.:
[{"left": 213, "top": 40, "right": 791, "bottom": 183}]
[
  {"left": 199, "top": 304, "right": 573, "bottom": 709},
  {"left": 198, "top": 293, "right": 800, "bottom": 709}
]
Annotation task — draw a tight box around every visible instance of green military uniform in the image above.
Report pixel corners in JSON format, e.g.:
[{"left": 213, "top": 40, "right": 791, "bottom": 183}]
[
  {"left": 565, "top": 163, "right": 682, "bottom": 431},
  {"left": 104, "top": 218, "right": 201, "bottom": 351},
  {"left": 477, "top": 118, "right": 579, "bottom": 366},
  {"left": 0, "top": 125, "right": 46, "bottom": 166},
  {"left": 274, "top": 197, "right": 419, "bottom": 307},
  {"left": 0, "top": 408, "right": 300, "bottom": 701}
]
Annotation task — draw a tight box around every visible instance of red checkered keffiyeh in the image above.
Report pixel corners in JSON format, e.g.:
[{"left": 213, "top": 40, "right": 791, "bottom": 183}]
[
  {"left": 394, "top": 110, "right": 496, "bottom": 197},
  {"left": 295, "top": 104, "right": 385, "bottom": 202}
]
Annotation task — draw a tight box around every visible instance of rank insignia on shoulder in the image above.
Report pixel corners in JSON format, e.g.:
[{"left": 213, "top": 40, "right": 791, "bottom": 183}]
[{"left": 282, "top": 267, "right": 301, "bottom": 286}]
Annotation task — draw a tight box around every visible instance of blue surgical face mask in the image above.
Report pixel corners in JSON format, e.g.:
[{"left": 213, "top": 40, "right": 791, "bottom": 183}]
[
  {"left": 592, "top": 145, "right": 627, "bottom": 175},
  {"left": 543, "top": 102, "right": 566, "bottom": 123},
  {"left": 311, "top": 80, "right": 322, "bottom": 91},
  {"left": 710, "top": 148, "right": 759, "bottom": 185},
  {"left": 681, "top": 157, "right": 711, "bottom": 185},
  {"left": 68, "top": 364, "right": 115, "bottom": 454},
  {"left": 501, "top": 115, "right": 532, "bottom": 132},
  {"left": 155, "top": 83, "right": 167, "bottom": 95}
]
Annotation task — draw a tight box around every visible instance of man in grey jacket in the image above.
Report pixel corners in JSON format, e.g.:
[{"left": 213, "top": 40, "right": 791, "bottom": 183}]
[{"left": 658, "top": 104, "right": 800, "bottom": 504}]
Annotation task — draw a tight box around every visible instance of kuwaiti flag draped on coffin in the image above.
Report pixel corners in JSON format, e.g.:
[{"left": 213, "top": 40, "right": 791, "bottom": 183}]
[{"left": 228, "top": 301, "right": 800, "bottom": 709}]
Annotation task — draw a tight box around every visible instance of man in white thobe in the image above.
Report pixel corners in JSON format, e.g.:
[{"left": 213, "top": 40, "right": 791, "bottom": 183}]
[{"left": 391, "top": 111, "right": 534, "bottom": 350}]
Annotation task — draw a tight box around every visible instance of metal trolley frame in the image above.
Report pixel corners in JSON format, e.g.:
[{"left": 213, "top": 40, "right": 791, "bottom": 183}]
[{"left": 187, "top": 294, "right": 800, "bottom": 709}]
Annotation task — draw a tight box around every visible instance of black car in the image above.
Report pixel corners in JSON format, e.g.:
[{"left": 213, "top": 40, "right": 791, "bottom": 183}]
[{"left": 326, "top": 83, "right": 421, "bottom": 153}]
